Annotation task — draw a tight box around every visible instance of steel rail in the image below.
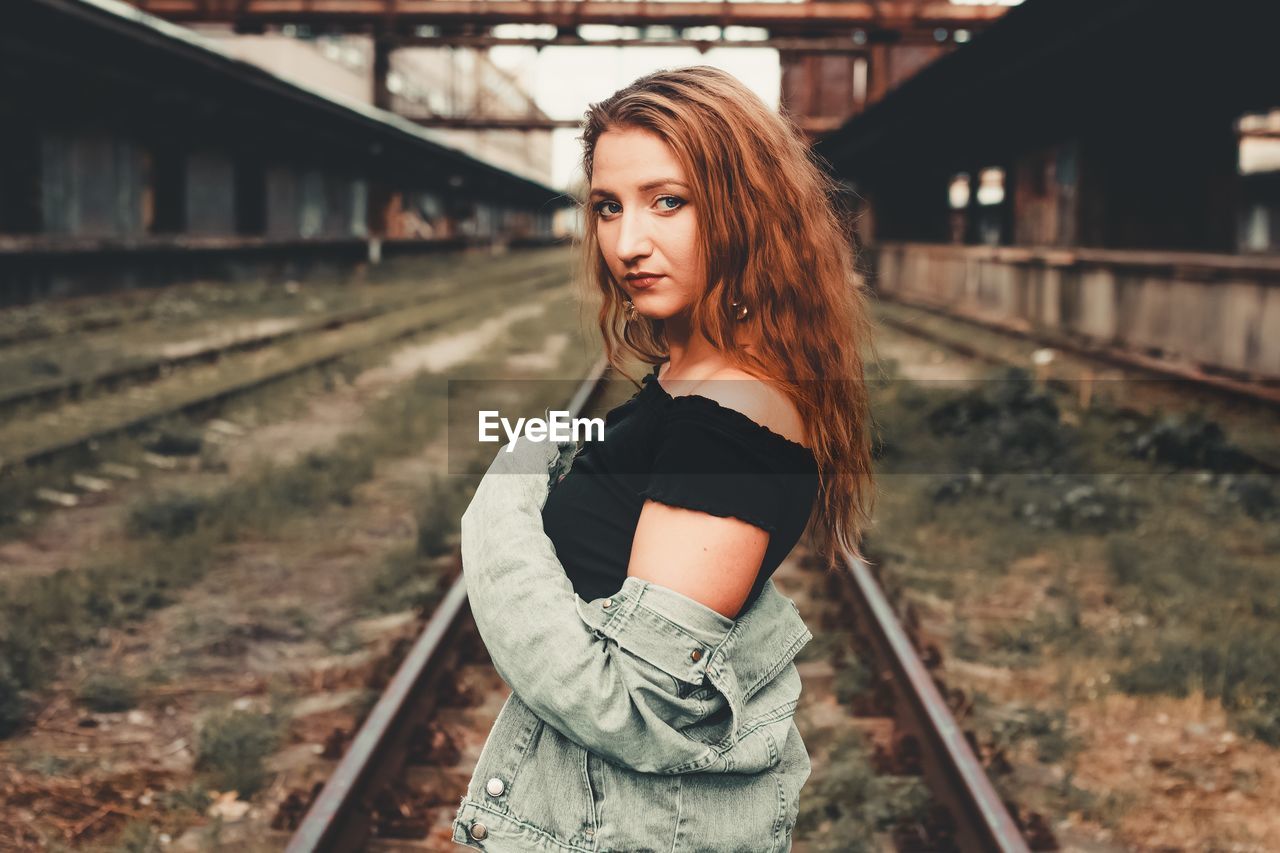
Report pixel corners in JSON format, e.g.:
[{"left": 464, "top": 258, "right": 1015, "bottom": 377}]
[
  {"left": 286, "top": 568, "right": 472, "bottom": 852},
  {"left": 840, "top": 555, "right": 1030, "bottom": 852},
  {"left": 287, "top": 354, "right": 611, "bottom": 851}
]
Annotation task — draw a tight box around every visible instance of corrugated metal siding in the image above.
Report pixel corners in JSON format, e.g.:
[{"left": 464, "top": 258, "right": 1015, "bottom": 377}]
[
  {"left": 185, "top": 150, "right": 235, "bottom": 235},
  {"left": 299, "top": 168, "right": 326, "bottom": 238},
  {"left": 350, "top": 178, "right": 368, "bottom": 237},
  {"left": 265, "top": 165, "right": 300, "bottom": 238},
  {"left": 0, "top": 130, "right": 42, "bottom": 233},
  {"left": 40, "top": 132, "right": 146, "bottom": 237}
]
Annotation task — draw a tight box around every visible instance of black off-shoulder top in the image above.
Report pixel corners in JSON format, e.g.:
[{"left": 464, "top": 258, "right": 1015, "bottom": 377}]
[{"left": 542, "top": 364, "right": 821, "bottom": 615}]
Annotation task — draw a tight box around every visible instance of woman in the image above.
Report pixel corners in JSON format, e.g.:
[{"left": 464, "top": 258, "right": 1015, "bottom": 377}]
[{"left": 453, "top": 67, "right": 876, "bottom": 851}]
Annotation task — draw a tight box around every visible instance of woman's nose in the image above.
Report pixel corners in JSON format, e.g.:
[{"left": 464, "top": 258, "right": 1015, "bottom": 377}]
[{"left": 614, "top": 212, "right": 653, "bottom": 262}]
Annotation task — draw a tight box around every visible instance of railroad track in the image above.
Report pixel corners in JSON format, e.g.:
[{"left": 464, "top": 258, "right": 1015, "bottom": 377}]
[
  {"left": 279, "top": 357, "right": 1039, "bottom": 852},
  {"left": 0, "top": 250, "right": 566, "bottom": 416},
  {"left": 0, "top": 254, "right": 571, "bottom": 476},
  {"left": 873, "top": 295, "right": 1280, "bottom": 474}
]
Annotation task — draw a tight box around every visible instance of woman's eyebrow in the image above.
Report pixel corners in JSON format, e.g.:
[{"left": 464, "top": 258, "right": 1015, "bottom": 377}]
[{"left": 589, "top": 179, "right": 689, "bottom": 199}]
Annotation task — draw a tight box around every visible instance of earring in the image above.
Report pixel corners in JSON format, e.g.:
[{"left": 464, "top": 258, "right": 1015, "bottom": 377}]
[
  {"left": 730, "top": 301, "right": 749, "bottom": 321},
  {"left": 623, "top": 298, "right": 638, "bottom": 322}
]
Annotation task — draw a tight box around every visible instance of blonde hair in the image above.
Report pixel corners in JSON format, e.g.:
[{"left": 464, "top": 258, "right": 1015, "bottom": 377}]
[{"left": 575, "top": 65, "right": 878, "bottom": 570}]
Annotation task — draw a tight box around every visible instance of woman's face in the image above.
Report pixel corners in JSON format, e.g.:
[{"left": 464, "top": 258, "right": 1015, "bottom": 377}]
[{"left": 590, "top": 127, "right": 705, "bottom": 323}]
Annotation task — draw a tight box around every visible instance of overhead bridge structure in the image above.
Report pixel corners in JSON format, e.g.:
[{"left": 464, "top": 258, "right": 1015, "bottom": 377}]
[{"left": 121, "top": 0, "right": 1011, "bottom": 137}]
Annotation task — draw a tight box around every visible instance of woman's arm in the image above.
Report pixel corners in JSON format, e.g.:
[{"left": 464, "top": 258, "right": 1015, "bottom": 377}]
[
  {"left": 627, "top": 499, "right": 769, "bottom": 620},
  {"left": 461, "top": 434, "right": 757, "bottom": 774}
]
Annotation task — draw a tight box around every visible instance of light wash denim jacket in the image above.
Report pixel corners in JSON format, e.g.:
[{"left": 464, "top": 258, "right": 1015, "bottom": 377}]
[{"left": 451, "top": 434, "right": 813, "bottom": 852}]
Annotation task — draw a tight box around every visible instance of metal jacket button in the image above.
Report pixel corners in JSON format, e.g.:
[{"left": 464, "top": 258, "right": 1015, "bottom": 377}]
[
  {"left": 469, "top": 821, "right": 489, "bottom": 840},
  {"left": 690, "top": 649, "right": 703, "bottom": 662},
  {"left": 485, "top": 777, "right": 505, "bottom": 797},
  {"left": 602, "top": 598, "right": 613, "bottom": 608}
]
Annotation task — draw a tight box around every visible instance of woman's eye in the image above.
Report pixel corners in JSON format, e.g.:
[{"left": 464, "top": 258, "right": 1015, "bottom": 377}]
[{"left": 594, "top": 196, "right": 684, "bottom": 217}]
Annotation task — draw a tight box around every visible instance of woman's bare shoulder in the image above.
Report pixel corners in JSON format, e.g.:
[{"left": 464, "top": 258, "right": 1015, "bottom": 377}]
[{"left": 694, "top": 366, "right": 809, "bottom": 448}]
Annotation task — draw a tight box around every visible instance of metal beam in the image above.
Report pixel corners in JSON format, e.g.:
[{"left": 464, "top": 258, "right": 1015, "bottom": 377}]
[
  {"left": 398, "top": 34, "right": 904, "bottom": 52},
  {"left": 408, "top": 115, "right": 582, "bottom": 130},
  {"left": 404, "top": 114, "right": 849, "bottom": 132},
  {"left": 127, "top": 0, "right": 1007, "bottom": 30}
]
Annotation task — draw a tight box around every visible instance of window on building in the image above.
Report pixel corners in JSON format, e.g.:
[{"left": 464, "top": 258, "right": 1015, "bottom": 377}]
[
  {"left": 976, "top": 167, "right": 1005, "bottom": 206},
  {"left": 852, "top": 57, "right": 868, "bottom": 104},
  {"left": 948, "top": 173, "right": 971, "bottom": 210},
  {"left": 1238, "top": 110, "right": 1280, "bottom": 175},
  {"left": 1236, "top": 110, "right": 1280, "bottom": 253}
]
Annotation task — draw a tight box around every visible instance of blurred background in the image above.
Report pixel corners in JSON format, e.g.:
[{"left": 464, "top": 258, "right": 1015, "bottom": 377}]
[{"left": 1, "top": 0, "right": 1277, "bottom": 850}]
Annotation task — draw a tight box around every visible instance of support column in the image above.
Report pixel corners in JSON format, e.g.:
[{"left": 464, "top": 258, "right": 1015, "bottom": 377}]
[{"left": 372, "top": 35, "right": 394, "bottom": 111}]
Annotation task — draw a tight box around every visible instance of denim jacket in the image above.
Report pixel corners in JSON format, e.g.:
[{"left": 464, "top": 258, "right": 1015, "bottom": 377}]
[{"left": 451, "top": 433, "right": 813, "bottom": 852}]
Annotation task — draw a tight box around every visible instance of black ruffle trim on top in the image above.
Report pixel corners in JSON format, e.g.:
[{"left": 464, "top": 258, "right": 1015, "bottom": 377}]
[{"left": 641, "top": 365, "right": 817, "bottom": 462}]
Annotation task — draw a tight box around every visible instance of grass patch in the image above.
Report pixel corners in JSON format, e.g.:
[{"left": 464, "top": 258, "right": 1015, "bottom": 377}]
[
  {"left": 356, "top": 548, "right": 447, "bottom": 618},
  {"left": 7, "top": 746, "right": 97, "bottom": 777},
  {"left": 987, "top": 701, "right": 1081, "bottom": 765},
  {"left": 1116, "top": 632, "right": 1280, "bottom": 745},
  {"left": 0, "top": 659, "right": 25, "bottom": 737},
  {"left": 158, "top": 783, "right": 213, "bottom": 817},
  {"left": 415, "top": 474, "right": 465, "bottom": 558},
  {"left": 986, "top": 596, "right": 1095, "bottom": 667},
  {"left": 0, "top": 537, "right": 210, "bottom": 726},
  {"left": 194, "top": 705, "right": 286, "bottom": 797},
  {"left": 795, "top": 727, "right": 931, "bottom": 852},
  {"left": 109, "top": 821, "right": 164, "bottom": 853},
  {"left": 126, "top": 492, "right": 213, "bottom": 539},
  {"left": 1103, "top": 533, "right": 1280, "bottom": 742},
  {"left": 76, "top": 673, "right": 141, "bottom": 713}
]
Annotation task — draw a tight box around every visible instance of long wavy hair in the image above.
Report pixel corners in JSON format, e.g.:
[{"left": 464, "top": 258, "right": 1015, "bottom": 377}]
[{"left": 575, "top": 65, "right": 878, "bottom": 570}]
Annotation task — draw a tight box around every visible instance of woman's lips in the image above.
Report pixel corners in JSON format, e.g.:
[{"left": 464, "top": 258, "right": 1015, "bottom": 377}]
[{"left": 628, "top": 275, "right": 663, "bottom": 289}]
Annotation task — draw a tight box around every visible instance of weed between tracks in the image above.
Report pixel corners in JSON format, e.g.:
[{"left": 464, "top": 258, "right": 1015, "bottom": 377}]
[
  {"left": 796, "top": 728, "right": 931, "bottom": 853},
  {"left": 866, "top": 346, "right": 1280, "bottom": 849}
]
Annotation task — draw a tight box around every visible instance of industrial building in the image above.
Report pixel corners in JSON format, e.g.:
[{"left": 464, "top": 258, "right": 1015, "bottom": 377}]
[
  {"left": 0, "top": 0, "right": 568, "bottom": 304},
  {"left": 816, "top": 0, "right": 1280, "bottom": 383}
]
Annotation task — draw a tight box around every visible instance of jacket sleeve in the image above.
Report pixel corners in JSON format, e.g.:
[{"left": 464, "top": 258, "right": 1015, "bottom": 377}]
[{"left": 459, "top": 434, "right": 736, "bottom": 775}]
